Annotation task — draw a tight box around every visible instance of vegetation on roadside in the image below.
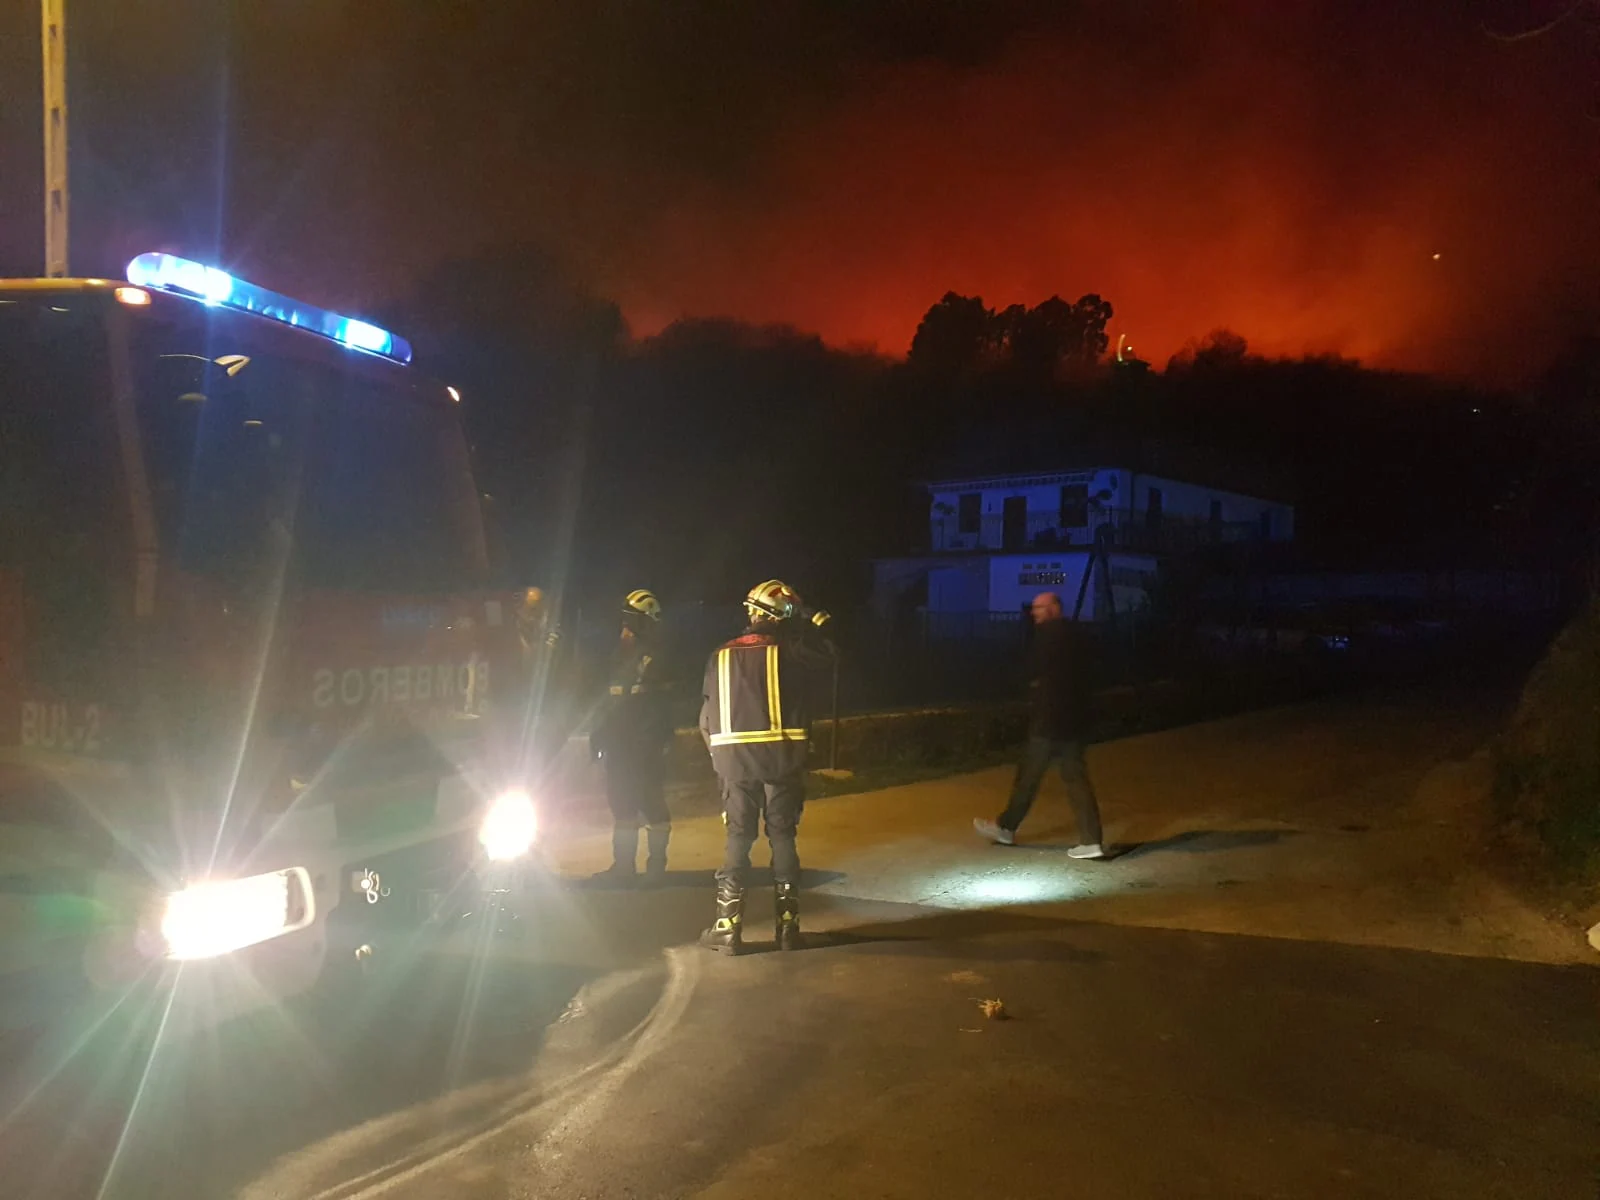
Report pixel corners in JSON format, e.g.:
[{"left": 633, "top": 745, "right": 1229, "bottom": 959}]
[
  {"left": 663, "top": 746, "right": 1022, "bottom": 819},
  {"left": 1494, "top": 602, "right": 1600, "bottom": 889},
  {"left": 655, "top": 650, "right": 1472, "bottom": 820},
  {"left": 661, "top": 706, "right": 1030, "bottom": 816}
]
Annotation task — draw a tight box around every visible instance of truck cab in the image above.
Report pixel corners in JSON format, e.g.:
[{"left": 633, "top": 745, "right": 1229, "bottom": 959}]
[{"left": 0, "top": 255, "right": 539, "bottom": 1033}]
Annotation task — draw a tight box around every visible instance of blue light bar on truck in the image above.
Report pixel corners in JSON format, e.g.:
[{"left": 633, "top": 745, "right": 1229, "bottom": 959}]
[{"left": 125, "top": 252, "right": 413, "bottom": 365}]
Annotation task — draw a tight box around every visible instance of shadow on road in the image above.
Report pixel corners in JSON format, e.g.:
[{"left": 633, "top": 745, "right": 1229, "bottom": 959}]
[
  {"left": 1108, "top": 828, "right": 1301, "bottom": 860},
  {"left": 722, "top": 906, "right": 1115, "bottom": 961},
  {"left": 796, "top": 904, "right": 1115, "bottom": 965}
]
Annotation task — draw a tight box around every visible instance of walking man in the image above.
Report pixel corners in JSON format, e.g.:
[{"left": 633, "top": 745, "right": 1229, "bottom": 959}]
[{"left": 974, "top": 591, "right": 1107, "bottom": 858}]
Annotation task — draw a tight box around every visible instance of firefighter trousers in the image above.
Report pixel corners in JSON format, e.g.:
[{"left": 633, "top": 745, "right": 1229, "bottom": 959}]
[
  {"left": 604, "top": 749, "right": 671, "bottom": 869},
  {"left": 717, "top": 774, "right": 804, "bottom": 889}
]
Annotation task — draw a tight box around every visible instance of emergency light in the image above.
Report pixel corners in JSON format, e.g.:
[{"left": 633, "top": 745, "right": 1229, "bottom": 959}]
[{"left": 125, "top": 252, "right": 414, "bottom": 365}]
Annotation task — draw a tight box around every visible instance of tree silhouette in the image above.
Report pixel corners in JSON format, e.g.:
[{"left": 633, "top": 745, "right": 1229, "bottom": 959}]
[
  {"left": 914, "top": 291, "right": 1114, "bottom": 383},
  {"left": 1067, "top": 294, "right": 1114, "bottom": 363},
  {"left": 998, "top": 298, "right": 1066, "bottom": 379},
  {"left": 908, "top": 292, "right": 997, "bottom": 377},
  {"left": 378, "top": 247, "right": 626, "bottom": 583},
  {"left": 1169, "top": 328, "right": 1250, "bottom": 372}
]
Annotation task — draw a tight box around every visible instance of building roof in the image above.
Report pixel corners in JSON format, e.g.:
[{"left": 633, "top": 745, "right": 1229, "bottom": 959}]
[
  {"left": 923, "top": 433, "right": 1295, "bottom": 504},
  {"left": 924, "top": 467, "right": 1107, "bottom": 492}
]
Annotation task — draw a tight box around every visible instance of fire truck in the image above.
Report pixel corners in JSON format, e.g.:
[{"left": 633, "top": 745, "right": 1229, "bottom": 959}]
[{"left": 0, "top": 254, "right": 543, "bottom": 1033}]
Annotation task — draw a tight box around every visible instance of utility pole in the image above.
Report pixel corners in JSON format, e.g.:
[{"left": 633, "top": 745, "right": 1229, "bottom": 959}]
[{"left": 42, "top": 0, "right": 68, "bottom": 277}]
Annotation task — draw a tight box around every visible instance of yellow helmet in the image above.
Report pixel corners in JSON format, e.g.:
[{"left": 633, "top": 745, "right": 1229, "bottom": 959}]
[
  {"left": 745, "top": 579, "right": 801, "bottom": 623},
  {"left": 624, "top": 589, "right": 662, "bottom": 621}
]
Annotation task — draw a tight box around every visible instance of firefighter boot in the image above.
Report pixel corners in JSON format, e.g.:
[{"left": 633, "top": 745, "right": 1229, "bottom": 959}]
[
  {"left": 775, "top": 881, "right": 804, "bottom": 951},
  {"left": 698, "top": 879, "right": 744, "bottom": 955},
  {"left": 643, "top": 822, "right": 671, "bottom": 886},
  {"left": 590, "top": 826, "right": 638, "bottom": 886}
]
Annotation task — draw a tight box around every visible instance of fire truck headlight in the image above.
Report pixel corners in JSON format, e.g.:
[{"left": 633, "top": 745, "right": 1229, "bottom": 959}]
[
  {"left": 160, "top": 868, "right": 316, "bottom": 961},
  {"left": 479, "top": 789, "right": 538, "bottom": 862}
]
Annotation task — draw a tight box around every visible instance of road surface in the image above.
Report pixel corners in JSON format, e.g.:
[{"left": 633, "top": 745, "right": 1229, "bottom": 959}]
[{"left": 5, "top": 686, "right": 1596, "bottom": 1198}]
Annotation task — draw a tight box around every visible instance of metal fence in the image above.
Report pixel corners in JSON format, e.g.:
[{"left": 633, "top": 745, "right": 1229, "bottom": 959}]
[
  {"left": 916, "top": 609, "right": 1027, "bottom": 643},
  {"left": 553, "top": 585, "right": 1557, "bottom": 761},
  {"left": 558, "top": 603, "right": 1038, "bottom": 721}
]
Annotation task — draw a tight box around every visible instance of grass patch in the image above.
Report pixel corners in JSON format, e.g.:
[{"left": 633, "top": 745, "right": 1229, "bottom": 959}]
[
  {"left": 663, "top": 745, "right": 1019, "bottom": 817},
  {"left": 1493, "top": 602, "right": 1600, "bottom": 890},
  {"left": 806, "top": 747, "right": 1020, "bottom": 801}
]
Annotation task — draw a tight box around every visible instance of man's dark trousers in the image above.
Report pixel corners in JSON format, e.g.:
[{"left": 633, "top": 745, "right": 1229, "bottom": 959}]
[{"left": 998, "top": 737, "right": 1103, "bottom": 843}]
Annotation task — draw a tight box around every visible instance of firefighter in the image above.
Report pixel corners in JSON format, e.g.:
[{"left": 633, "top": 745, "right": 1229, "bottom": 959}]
[
  {"left": 698, "top": 579, "right": 834, "bottom": 954},
  {"left": 590, "top": 589, "right": 675, "bottom": 885},
  {"left": 512, "top": 585, "right": 581, "bottom": 776},
  {"left": 515, "top": 586, "right": 555, "bottom": 659}
]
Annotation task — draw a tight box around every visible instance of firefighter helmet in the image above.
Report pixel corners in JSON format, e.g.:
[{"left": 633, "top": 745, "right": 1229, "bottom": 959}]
[
  {"left": 624, "top": 589, "right": 662, "bottom": 621},
  {"left": 745, "top": 579, "right": 801, "bottom": 623}
]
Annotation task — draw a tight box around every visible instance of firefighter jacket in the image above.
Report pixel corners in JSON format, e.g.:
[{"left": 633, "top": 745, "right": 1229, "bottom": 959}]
[
  {"left": 699, "top": 622, "right": 832, "bottom": 782},
  {"left": 592, "top": 634, "right": 673, "bottom": 760}
]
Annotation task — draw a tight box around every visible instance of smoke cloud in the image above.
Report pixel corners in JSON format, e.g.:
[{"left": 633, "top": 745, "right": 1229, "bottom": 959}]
[
  {"left": 5, "top": 1, "right": 1592, "bottom": 383},
  {"left": 601, "top": 4, "right": 1600, "bottom": 380}
]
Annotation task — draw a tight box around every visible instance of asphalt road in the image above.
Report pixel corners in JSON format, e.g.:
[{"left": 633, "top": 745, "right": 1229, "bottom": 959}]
[
  {"left": 4, "top": 686, "right": 1597, "bottom": 1198},
  {"left": 384, "top": 917, "right": 1597, "bottom": 1200},
  {"left": 0, "top": 897, "right": 643, "bottom": 1200}
]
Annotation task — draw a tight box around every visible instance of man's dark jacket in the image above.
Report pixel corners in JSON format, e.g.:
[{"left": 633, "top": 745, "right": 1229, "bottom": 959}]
[{"left": 1026, "top": 617, "right": 1094, "bottom": 740}]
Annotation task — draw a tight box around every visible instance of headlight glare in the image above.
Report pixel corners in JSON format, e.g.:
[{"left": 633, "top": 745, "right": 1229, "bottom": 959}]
[
  {"left": 479, "top": 789, "right": 538, "bottom": 861},
  {"left": 161, "top": 867, "right": 315, "bottom": 960}
]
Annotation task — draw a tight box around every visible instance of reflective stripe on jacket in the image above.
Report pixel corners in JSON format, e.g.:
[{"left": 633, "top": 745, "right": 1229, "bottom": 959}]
[
  {"left": 593, "top": 642, "right": 672, "bottom": 758},
  {"left": 699, "top": 627, "right": 816, "bottom": 781}
]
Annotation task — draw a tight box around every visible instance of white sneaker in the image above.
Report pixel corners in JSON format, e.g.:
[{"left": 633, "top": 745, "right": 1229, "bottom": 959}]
[
  {"left": 973, "top": 818, "right": 1015, "bottom": 846},
  {"left": 1067, "top": 843, "right": 1106, "bottom": 860}
]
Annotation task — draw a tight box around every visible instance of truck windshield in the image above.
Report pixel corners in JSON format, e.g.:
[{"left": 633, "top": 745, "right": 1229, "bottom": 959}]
[
  {"left": 131, "top": 307, "right": 487, "bottom": 593},
  {"left": 0, "top": 296, "right": 121, "bottom": 688}
]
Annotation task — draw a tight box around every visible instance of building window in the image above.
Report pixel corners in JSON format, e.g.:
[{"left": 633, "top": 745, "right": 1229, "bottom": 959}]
[
  {"left": 1209, "top": 498, "right": 1223, "bottom": 524},
  {"left": 1059, "top": 483, "right": 1088, "bottom": 529},
  {"left": 1259, "top": 509, "right": 1273, "bottom": 539},
  {"left": 958, "top": 493, "right": 981, "bottom": 534},
  {"left": 1146, "top": 486, "right": 1164, "bottom": 529},
  {"left": 1001, "top": 495, "right": 1028, "bottom": 550}
]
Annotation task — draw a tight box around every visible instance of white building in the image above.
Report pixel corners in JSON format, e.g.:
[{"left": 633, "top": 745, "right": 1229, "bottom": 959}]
[{"left": 873, "top": 466, "right": 1294, "bottom": 626}]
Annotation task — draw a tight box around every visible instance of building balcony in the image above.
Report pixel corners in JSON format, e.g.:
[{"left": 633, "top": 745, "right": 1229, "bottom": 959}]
[{"left": 928, "top": 509, "right": 1267, "bottom": 556}]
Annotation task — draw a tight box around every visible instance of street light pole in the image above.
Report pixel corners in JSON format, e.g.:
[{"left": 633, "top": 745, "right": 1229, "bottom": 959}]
[{"left": 42, "top": 0, "right": 68, "bottom": 277}]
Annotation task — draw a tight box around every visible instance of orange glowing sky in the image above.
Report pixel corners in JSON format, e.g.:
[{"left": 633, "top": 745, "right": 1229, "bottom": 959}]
[
  {"left": 597, "top": 9, "right": 1600, "bottom": 380},
  {"left": 4, "top": 1, "right": 1595, "bottom": 383}
]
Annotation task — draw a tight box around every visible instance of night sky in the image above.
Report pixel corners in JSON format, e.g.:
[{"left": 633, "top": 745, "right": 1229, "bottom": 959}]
[{"left": 1, "top": 0, "right": 1595, "bottom": 382}]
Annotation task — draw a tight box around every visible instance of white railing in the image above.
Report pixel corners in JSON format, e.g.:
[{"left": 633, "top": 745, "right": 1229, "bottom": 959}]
[{"left": 929, "top": 508, "right": 1263, "bottom": 554}]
